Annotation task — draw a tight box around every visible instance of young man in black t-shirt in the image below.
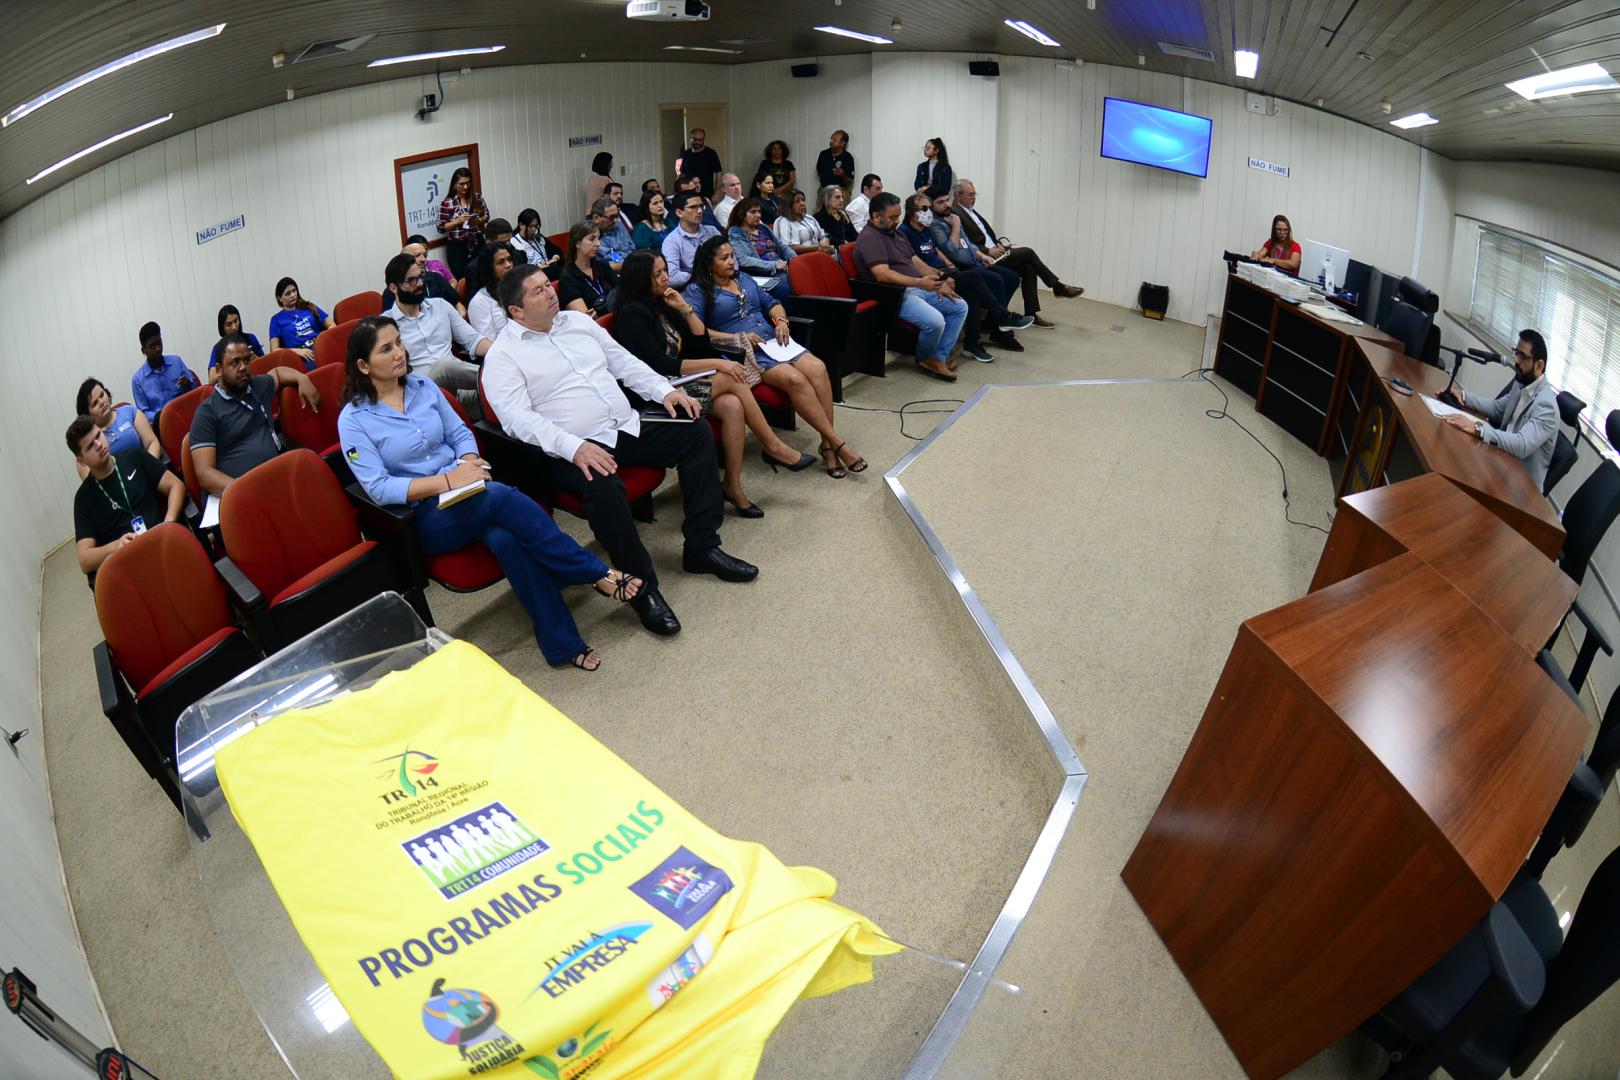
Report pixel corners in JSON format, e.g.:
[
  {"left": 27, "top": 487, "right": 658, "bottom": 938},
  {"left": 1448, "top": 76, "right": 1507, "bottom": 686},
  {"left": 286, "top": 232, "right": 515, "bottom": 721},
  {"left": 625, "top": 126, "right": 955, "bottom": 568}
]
[{"left": 68, "top": 414, "right": 185, "bottom": 583}]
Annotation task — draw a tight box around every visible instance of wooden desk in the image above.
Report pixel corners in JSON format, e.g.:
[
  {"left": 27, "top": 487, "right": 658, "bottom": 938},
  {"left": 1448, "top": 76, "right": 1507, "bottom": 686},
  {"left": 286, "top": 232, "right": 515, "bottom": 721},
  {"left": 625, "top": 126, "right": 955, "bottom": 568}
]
[
  {"left": 1333, "top": 340, "right": 1565, "bottom": 558},
  {"left": 1121, "top": 553, "right": 1588, "bottom": 1080},
  {"left": 1214, "top": 275, "right": 1401, "bottom": 454},
  {"left": 1311, "top": 473, "right": 1577, "bottom": 654}
]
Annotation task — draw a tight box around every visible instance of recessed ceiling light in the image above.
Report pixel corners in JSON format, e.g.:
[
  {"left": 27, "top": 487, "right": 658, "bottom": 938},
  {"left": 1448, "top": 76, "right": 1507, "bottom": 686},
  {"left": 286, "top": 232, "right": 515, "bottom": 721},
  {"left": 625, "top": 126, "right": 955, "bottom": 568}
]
[
  {"left": 1005, "top": 20, "right": 1061, "bottom": 47},
  {"left": 1390, "top": 112, "right": 1438, "bottom": 129},
  {"left": 3, "top": 24, "right": 224, "bottom": 128},
  {"left": 27, "top": 113, "right": 174, "bottom": 184},
  {"left": 663, "top": 45, "right": 741, "bottom": 54},
  {"left": 367, "top": 45, "right": 505, "bottom": 68},
  {"left": 1505, "top": 62, "right": 1618, "bottom": 100},
  {"left": 1234, "top": 50, "right": 1259, "bottom": 79},
  {"left": 1356, "top": 51, "right": 1374, "bottom": 62},
  {"left": 814, "top": 26, "right": 894, "bottom": 45}
]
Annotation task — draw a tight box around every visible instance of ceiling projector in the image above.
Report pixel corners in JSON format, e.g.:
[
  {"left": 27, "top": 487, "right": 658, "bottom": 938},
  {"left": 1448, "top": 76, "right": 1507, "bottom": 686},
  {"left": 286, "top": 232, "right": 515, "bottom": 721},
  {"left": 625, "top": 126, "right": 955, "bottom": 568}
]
[{"left": 626, "top": 0, "right": 710, "bottom": 20}]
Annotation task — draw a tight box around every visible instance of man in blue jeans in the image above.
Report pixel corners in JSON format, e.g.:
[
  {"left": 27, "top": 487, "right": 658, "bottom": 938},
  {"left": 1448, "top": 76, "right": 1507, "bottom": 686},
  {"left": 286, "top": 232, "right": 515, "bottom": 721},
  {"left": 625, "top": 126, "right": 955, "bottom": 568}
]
[{"left": 853, "top": 192, "right": 968, "bottom": 382}]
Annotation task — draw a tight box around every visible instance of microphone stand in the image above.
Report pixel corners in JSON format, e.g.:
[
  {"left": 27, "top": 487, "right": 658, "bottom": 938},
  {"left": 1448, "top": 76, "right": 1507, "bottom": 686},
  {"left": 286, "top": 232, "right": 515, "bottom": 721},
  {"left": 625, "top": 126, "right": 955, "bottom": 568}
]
[{"left": 1436, "top": 346, "right": 1466, "bottom": 402}]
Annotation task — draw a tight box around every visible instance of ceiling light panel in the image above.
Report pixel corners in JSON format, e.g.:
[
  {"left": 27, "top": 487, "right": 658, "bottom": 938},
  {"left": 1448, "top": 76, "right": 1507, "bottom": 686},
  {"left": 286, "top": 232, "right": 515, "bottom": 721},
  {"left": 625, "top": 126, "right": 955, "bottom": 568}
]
[
  {"left": 1505, "top": 63, "right": 1617, "bottom": 100},
  {"left": 1005, "top": 20, "right": 1061, "bottom": 47},
  {"left": 3, "top": 24, "right": 225, "bottom": 128},
  {"left": 28, "top": 114, "right": 175, "bottom": 183},
  {"left": 368, "top": 45, "right": 506, "bottom": 68},
  {"left": 814, "top": 26, "right": 894, "bottom": 45},
  {"left": 1390, "top": 112, "right": 1438, "bottom": 129}
]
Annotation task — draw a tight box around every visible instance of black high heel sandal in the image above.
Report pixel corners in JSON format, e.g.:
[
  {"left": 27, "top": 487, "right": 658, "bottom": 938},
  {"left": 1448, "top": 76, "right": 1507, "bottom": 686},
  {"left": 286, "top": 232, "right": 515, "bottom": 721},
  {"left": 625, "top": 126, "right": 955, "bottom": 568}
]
[
  {"left": 820, "top": 443, "right": 846, "bottom": 479},
  {"left": 760, "top": 447, "right": 815, "bottom": 472},
  {"left": 724, "top": 492, "right": 765, "bottom": 519},
  {"left": 593, "top": 573, "right": 642, "bottom": 603},
  {"left": 830, "top": 441, "right": 868, "bottom": 473}
]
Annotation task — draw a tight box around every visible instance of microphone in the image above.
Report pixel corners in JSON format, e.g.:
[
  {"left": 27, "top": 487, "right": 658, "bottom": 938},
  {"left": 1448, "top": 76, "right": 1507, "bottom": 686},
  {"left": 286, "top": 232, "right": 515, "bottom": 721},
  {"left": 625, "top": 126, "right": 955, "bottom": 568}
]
[{"left": 1466, "top": 347, "right": 1506, "bottom": 365}]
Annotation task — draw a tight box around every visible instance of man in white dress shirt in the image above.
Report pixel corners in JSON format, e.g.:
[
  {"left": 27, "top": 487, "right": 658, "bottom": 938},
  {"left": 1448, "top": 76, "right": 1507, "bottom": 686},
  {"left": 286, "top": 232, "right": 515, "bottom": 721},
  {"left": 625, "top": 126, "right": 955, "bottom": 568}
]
[
  {"left": 846, "top": 174, "right": 882, "bottom": 234},
  {"left": 481, "top": 263, "right": 759, "bottom": 637}
]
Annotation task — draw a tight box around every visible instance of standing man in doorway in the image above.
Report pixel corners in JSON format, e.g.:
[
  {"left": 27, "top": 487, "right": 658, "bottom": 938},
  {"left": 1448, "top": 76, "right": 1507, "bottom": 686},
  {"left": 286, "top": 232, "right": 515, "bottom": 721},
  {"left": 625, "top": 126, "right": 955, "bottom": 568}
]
[{"left": 677, "top": 128, "right": 722, "bottom": 199}]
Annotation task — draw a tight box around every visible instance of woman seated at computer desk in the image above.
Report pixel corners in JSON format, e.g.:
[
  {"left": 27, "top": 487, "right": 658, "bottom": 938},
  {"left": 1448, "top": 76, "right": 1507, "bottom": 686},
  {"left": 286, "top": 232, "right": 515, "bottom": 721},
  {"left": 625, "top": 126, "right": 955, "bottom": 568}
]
[{"left": 1251, "top": 214, "right": 1302, "bottom": 274}]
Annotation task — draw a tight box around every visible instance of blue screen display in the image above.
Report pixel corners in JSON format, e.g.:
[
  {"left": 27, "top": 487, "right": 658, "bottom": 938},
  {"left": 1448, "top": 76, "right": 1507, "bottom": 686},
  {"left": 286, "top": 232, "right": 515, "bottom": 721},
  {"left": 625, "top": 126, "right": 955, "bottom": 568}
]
[{"left": 1100, "top": 97, "right": 1213, "bottom": 178}]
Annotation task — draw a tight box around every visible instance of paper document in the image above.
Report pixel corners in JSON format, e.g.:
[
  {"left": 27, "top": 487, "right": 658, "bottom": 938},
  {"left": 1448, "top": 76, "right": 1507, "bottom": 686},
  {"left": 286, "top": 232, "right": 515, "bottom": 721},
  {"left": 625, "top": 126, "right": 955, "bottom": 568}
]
[
  {"left": 757, "top": 338, "right": 807, "bottom": 364},
  {"left": 748, "top": 275, "right": 776, "bottom": 288},
  {"left": 438, "top": 477, "right": 486, "bottom": 508},
  {"left": 1421, "top": 395, "right": 1468, "bottom": 420},
  {"left": 1302, "top": 301, "right": 1361, "bottom": 325},
  {"left": 201, "top": 493, "right": 220, "bottom": 530}
]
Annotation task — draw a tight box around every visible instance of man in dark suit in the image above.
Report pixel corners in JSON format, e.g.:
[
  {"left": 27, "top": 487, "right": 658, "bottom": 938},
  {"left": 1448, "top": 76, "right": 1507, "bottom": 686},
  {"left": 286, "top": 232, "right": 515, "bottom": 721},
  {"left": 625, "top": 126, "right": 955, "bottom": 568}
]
[{"left": 951, "top": 178, "right": 1083, "bottom": 328}]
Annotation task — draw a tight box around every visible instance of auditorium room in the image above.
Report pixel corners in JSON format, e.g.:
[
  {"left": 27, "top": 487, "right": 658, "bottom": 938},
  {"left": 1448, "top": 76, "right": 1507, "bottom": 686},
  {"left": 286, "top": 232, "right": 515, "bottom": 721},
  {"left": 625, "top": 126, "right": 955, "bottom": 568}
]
[{"left": 4, "top": 2, "right": 1620, "bottom": 1078}]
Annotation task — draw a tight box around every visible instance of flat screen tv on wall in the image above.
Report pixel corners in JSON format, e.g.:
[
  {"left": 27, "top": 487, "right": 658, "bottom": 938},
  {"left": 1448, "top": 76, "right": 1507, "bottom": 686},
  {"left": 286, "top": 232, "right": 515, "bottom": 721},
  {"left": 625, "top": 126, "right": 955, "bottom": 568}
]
[{"left": 1100, "top": 97, "right": 1213, "bottom": 178}]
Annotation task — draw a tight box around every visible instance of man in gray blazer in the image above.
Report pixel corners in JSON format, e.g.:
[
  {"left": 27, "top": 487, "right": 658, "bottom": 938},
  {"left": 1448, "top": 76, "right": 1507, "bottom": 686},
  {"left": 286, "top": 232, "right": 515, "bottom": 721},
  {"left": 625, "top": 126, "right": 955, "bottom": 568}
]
[{"left": 1443, "top": 329, "right": 1559, "bottom": 489}]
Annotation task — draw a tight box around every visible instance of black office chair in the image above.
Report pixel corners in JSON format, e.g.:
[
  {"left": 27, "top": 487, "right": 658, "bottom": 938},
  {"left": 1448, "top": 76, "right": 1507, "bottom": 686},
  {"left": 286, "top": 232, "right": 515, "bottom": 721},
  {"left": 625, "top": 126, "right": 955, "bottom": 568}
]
[
  {"left": 1421, "top": 324, "right": 1443, "bottom": 368},
  {"left": 1377, "top": 276, "right": 1439, "bottom": 360},
  {"left": 1539, "top": 391, "right": 1587, "bottom": 496},
  {"left": 1523, "top": 717, "right": 1620, "bottom": 879},
  {"left": 1361, "top": 842, "right": 1620, "bottom": 1079}
]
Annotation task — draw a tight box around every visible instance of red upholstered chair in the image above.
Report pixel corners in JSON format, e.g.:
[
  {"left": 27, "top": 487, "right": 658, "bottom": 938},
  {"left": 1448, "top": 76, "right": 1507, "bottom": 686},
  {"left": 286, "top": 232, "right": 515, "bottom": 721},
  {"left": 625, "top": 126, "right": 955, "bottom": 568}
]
[
  {"left": 313, "top": 319, "right": 359, "bottom": 368},
  {"left": 334, "top": 290, "right": 383, "bottom": 324},
  {"left": 93, "top": 523, "right": 261, "bottom": 811},
  {"left": 476, "top": 369, "right": 664, "bottom": 521},
  {"left": 786, "top": 251, "right": 893, "bottom": 399},
  {"left": 179, "top": 434, "right": 203, "bottom": 508},
  {"left": 216, "top": 449, "right": 422, "bottom": 648},
  {"left": 158, "top": 385, "right": 214, "bottom": 467},
  {"left": 277, "top": 363, "right": 347, "bottom": 464},
  {"left": 837, "top": 241, "right": 917, "bottom": 359},
  {"left": 547, "top": 231, "right": 570, "bottom": 257},
  {"left": 251, "top": 348, "right": 306, "bottom": 378}
]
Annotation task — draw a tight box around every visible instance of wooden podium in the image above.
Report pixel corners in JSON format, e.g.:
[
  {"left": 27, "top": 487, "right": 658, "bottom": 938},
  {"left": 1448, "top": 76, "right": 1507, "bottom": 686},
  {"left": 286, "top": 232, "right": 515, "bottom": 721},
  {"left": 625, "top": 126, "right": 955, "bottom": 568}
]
[{"left": 1121, "top": 552, "right": 1588, "bottom": 1080}]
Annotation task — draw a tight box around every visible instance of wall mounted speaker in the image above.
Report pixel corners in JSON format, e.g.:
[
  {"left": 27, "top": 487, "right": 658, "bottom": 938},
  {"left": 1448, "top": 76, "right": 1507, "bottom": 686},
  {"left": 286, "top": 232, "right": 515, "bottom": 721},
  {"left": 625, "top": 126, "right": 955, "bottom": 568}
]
[
  {"left": 791, "top": 64, "right": 819, "bottom": 78},
  {"left": 969, "top": 61, "right": 1001, "bottom": 77}
]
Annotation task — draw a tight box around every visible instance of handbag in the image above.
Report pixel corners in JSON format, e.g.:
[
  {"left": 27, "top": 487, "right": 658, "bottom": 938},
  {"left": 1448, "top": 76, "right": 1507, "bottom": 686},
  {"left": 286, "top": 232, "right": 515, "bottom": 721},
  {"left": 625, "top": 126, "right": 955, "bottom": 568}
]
[{"left": 738, "top": 335, "right": 765, "bottom": 388}]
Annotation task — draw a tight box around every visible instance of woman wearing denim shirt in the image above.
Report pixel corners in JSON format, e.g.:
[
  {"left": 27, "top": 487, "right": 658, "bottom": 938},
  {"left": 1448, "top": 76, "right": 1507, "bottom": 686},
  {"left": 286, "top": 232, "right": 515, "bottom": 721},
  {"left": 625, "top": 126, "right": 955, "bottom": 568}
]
[{"left": 725, "top": 198, "right": 795, "bottom": 304}]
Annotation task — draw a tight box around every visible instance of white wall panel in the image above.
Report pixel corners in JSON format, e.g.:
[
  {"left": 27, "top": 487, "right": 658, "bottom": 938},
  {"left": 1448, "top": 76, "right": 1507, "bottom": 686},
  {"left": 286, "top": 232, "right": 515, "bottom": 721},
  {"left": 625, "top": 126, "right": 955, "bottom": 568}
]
[
  {"left": 1453, "top": 161, "right": 1620, "bottom": 270},
  {"left": 870, "top": 53, "right": 1001, "bottom": 217},
  {"left": 726, "top": 54, "right": 873, "bottom": 200}
]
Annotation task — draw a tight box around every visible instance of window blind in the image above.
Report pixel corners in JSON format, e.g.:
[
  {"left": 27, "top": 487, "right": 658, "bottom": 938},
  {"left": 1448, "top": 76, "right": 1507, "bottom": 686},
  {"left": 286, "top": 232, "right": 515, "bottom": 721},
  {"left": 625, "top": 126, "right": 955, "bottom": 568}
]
[{"left": 1469, "top": 226, "right": 1620, "bottom": 422}]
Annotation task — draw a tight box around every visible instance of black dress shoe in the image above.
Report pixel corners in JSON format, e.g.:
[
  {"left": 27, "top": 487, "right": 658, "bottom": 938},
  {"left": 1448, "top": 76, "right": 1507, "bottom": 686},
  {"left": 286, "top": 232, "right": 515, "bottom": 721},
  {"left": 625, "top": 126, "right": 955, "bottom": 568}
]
[
  {"left": 989, "top": 331, "right": 1024, "bottom": 352},
  {"left": 630, "top": 587, "right": 681, "bottom": 636},
  {"left": 682, "top": 546, "right": 759, "bottom": 582}
]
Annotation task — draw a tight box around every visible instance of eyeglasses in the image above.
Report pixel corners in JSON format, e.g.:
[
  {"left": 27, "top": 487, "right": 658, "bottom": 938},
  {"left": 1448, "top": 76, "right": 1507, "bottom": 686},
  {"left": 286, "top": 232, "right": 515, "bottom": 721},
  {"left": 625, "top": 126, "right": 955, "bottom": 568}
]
[{"left": 1514, "top": 348, "right": 1535, "bottom": 361}]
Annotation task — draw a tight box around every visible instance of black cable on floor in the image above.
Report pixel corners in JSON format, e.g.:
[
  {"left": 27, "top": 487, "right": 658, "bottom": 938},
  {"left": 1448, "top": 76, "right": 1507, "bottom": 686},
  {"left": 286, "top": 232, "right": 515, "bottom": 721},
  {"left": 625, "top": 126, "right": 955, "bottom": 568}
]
[
  {"left": 836, "top": 398, "right": 966, "bottom": 440},
  {"left": 1180, "top": 368, "right": 1332, "bottom": 536}
]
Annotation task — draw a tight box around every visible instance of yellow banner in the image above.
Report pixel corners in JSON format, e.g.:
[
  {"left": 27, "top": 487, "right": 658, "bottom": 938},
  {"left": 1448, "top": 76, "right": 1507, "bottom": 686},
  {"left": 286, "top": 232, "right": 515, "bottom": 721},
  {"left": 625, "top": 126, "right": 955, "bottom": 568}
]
[{"left": 215, "top": 640, "right": 897, "bottom": 1079}]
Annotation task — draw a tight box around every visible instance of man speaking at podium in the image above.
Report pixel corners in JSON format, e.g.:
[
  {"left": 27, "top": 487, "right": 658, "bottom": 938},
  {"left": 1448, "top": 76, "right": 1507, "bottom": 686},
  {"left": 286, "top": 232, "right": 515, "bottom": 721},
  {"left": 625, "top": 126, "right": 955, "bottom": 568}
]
[{"left": 1441, "top": 329, "right": 1559, "bottom": 489}]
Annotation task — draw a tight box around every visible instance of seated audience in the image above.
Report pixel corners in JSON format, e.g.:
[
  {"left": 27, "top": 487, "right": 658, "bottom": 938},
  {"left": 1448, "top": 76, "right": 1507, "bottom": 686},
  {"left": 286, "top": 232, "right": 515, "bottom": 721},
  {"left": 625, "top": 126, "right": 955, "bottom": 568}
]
[
  {"left": 726, "top": 198, "right": 795, "bottom": 303},
  {"left": 73, "top": 377, "right": 159, "bottom": 480},
  {"left": 914, "top": 137, "right": 953, "bottom": 196},
  {"left": 749, "top": 173, "right": 783, "bottom": 225},
  {"left": 1441, "top": 329, "right": 1560, "bottom": 487},
  {"left": 468, "top": 243, "right": 518, "bottom": 340},
  {"left": 611, "top": 250, "right": 814, "bottom": 517},
  {"left": 406, "top": 234, "right": 456, "bottom": 284},
  {"left": 607, "top": 183, "right": 638, "bottom": 227},
  {"left": 668, "top": 173, "right": 722, "bottom": 230},
  {"left": 513, "top": 209, "right": 564, "bottom": 281},
  {"left": 382, "top": 253, "right": 490, "bottom": 416},
  {"left": 208, "top": 304, "right": 264, "bottom": 383},
  {"left": 661, "top": 191, "right": 721, "bottom": 289},
  {"left": 68, "top": 414, "right": 184, "bottom": 583},
  {"left": 267, "top": 277, "right": 334, "bottom": 365},
  {"left": 482, "top": 263, "right": 759, "bottom": 640},
  {"left": 590, "top": 197, "right": 634, "bottom": 270},
  {"left": 1251, "top": 214, "right": 1302, "bottom": 274},
  {"left": 640, "top": 178, "right": 663, "bottom": 198},
  {"left": 483, "top": 217, "right": 515, "bottom": 247},
  {"left": 130, "top": 321, "right": 200, "bottom": 429},
  {"left": 847, "top": 174, "right": 882, "bottom": 233},
  {"left": 815, "top": 130, "right": 855, "bottom": 190},
  {"left": 379, "top": 240, "right": 465, "bottom": 315},
  {"left": 773, "top": 189, "right": 835, "bottom": 256},
  {"left": 190, "top": 334, "right": 320, "bottom": 496},
  {"left": 712, "top": 172, "right": 742, "bottom": 229},
  {"left": 814, "top": 185, "right": 859, "bottom": 250},
  {"left": 931, "top": 188, "right": 1021, "bottom": 324},
  {"left": 757, "top": 140, "right": 796, "bottom": 193},
  {"left": 901, "top": 194, "right": 1030, "bottom": 363},
  {"left": 685, "top": 236, "right": 864, "bottom": 478},
  {"left": 677, "top": 128, "right": 722, "bottom": 198},
  {"left": 854, "top": 192, "right": 968, "bottom": 383},
  {"left": 951, "top": 178, "right": 1083, "bottom": 328},
  {"left": 585, "top": 151, "right": 614, "bottom": 214},
  {"left": 559, "top": 221, "right": 620, "bottom": 317},
  {"left": 632, "top": 191, "right": 670, "bottom": 250},
  {"left": 339, "top": 316, "right": 640, "bottom": 671}
]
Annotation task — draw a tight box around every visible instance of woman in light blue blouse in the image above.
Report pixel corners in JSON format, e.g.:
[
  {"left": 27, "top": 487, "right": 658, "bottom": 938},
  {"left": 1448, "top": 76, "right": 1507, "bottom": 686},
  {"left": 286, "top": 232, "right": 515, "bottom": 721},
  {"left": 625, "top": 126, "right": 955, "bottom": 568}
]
[
  {"left": 725, "top": 197, "right": 795, "bottom": 303},
  {"left": 684, "top": 237, "right": 864, "bottom": 478},
  {"left": 337, "top": 316, "right": 642, "bottom": 671}
]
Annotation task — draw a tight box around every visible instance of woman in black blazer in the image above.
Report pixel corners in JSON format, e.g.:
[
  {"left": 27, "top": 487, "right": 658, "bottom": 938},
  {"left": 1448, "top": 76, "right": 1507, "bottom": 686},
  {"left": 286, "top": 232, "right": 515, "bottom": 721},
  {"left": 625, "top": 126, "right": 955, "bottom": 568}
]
[
  {"left": 610, "top": 251, "right": 813, "bottom": 517},
  {"left": 914, "top": 137, "right": 954, "bottom": 195}
]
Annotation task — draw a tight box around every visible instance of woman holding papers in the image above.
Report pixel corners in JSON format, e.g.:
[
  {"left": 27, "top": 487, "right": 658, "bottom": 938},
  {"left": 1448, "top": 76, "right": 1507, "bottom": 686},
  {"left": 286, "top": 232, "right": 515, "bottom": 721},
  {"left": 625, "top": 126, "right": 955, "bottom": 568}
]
[
  {"left": 685, "top": 237, "right": 865, "bottom": 478},
  {"left": 337, "top": 316, "right": 642, "bottom": 671},
  {"left": 613, "top": 250, "right": 814, "bottom": 519}
]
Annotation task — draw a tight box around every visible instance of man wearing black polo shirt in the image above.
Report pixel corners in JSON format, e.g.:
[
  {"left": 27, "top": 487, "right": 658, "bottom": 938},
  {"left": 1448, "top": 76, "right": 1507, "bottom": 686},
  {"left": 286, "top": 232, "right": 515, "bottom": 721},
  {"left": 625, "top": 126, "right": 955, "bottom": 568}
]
[
  {"left": 69, "top": 414, "right": 185, "bottom": 583},
  {"left": 191, "top": 334, "right": 321, "bottom": 496},
  {"left": 676, "top": 129, "right": 722, "bottom": 198}
]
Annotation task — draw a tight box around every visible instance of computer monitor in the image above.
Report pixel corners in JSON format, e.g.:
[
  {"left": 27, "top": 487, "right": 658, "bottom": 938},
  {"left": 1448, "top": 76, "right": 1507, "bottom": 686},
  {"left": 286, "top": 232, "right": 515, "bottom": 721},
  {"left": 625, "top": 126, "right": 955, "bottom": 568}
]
[
  {"left": 1342, "top": 259, "right": 1375, "bottom": 319},
  {"left": 1301, "top": 239, "right": 1352, "bottom": 290}
]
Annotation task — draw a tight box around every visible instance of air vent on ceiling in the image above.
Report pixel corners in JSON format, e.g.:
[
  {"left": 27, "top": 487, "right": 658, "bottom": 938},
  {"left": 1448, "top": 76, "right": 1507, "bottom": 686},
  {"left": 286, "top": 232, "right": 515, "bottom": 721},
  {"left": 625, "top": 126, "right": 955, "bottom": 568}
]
[
  {"left": 292, "top": 34, "right": 377, "bottom": 64},
  {"left": 1156, "top": 42, "right": 1216, "bottom": 63}
]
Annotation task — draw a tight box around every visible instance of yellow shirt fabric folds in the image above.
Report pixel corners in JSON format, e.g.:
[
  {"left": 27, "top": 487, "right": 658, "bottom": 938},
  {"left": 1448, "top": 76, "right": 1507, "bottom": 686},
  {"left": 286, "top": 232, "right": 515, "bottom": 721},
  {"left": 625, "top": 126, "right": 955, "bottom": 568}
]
[{"left": 215, "top": 640, "right": 897, "bottom": 1080}]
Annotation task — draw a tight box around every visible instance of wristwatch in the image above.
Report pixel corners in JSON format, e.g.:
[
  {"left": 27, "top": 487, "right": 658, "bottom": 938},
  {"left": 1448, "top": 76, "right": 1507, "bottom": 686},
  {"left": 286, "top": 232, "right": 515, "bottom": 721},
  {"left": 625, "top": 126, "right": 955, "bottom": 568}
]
[{"left": 1473, "top": 420, "right": 1485, "bottom": 439}]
